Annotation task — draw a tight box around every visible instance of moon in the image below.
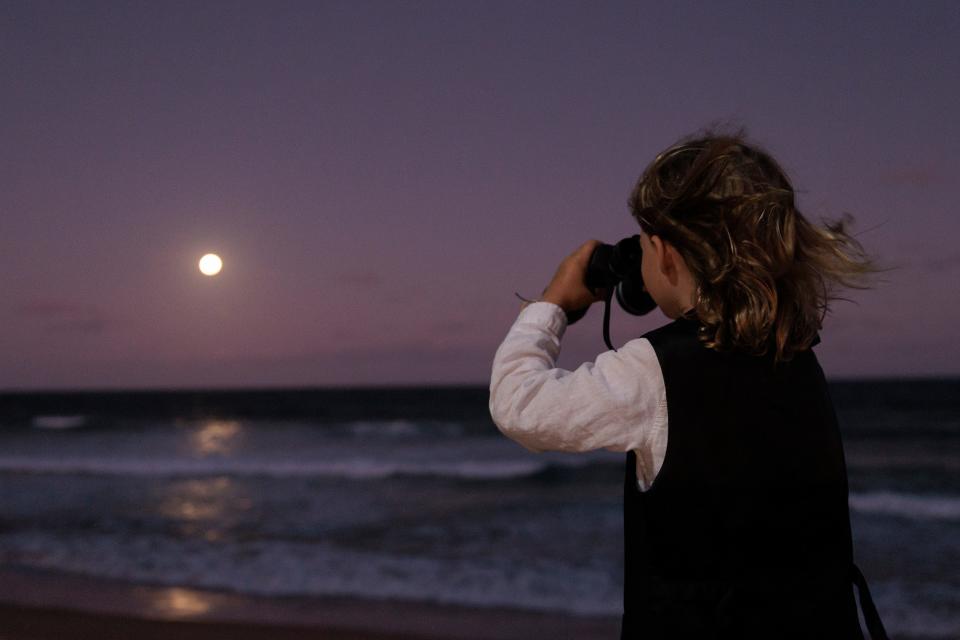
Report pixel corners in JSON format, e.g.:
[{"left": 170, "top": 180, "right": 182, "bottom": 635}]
[{"left": 198, "top": 253, "right": 223, "bottom": 276}]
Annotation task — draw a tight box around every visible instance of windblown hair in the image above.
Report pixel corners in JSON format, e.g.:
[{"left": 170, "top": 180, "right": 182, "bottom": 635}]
[{"left": 628, "top": 125, "right": 891, "bottom": 364}]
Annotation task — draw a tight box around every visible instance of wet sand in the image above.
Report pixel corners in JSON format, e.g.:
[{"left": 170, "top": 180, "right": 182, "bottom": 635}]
[{"left": 0, "top": 567, "right": 620, "bottom": 640}]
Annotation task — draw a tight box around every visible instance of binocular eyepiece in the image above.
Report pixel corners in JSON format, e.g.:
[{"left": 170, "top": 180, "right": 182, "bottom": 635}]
[{"left": 566, "top": 235, "right": 658, "bottom": 350}]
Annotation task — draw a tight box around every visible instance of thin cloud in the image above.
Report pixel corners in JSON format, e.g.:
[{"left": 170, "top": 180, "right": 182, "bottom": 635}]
[
  {"left": 918, "top": 254, "right": 960, "bottom": 273},
  {"left": 15, "top": 298, "right": 86, "bottom": 317},
  {"left": 431, "top": 319, "right": 472, "bottom": 334},
  {"left": 337, "top": 271, "right": 383, "bottom": 288},
  {"left": 44, "top": 317, "right": 109, "bottom": 334},
  {"left": 878, "top": 167, "right": 942, "bottom": 188},
  {"left": 13, "top": 297, "right": 110, "bottom": 334},
  {"left": 89, "top": 341, "right": 494, "bottom": 387}
]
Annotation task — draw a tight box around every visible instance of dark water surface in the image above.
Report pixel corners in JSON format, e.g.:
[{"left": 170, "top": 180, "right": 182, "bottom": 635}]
[{"left": 1, "top": 380, "right": 957, "bottom": 637}]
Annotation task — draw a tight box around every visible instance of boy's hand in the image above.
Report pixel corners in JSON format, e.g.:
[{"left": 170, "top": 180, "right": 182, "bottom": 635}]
[{"left": 541, "top": 239, "right": 606, "bottom": 313}]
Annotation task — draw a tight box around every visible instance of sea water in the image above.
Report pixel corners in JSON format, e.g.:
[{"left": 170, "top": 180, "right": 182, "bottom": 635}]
[{"left": 0, "top": 382, "right": 957, "bottom": 638}]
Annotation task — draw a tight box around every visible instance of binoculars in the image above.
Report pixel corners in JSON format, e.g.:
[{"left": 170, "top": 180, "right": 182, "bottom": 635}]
[{"left": 567, "top": 235, "right": 658, "bottom": 350}]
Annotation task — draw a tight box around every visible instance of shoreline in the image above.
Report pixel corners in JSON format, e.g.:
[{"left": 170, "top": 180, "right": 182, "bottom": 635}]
[{"left": 0, "top": 566, "right": 620, "bottom": 640}]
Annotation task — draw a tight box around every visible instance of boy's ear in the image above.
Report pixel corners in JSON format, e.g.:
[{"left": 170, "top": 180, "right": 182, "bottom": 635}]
[
  {"left": 650, "top": 235, "right": 674, "bottom": 276},
  {"left": 652, "top": 235, "right": 684, "bottom": 282}
]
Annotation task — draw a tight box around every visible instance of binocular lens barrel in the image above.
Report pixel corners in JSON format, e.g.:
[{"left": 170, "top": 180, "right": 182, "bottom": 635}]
[{"left": 569, "top": 235, "right": 657, "bottom": 326}]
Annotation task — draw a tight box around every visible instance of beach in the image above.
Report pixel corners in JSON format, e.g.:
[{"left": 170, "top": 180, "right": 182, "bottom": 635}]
[{"left": 0, "top": 567, "right": 619, "bottom": 640}]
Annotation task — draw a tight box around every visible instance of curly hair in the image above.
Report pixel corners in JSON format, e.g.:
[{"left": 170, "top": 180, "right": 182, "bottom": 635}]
[{"left": 628, "top": 125, "right": 892, "bottom": 364}]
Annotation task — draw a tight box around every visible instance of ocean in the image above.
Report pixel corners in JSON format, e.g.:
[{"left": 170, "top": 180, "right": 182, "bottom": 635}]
[{"left": 0, "top": 381, "right": 958, "bottom": 638}]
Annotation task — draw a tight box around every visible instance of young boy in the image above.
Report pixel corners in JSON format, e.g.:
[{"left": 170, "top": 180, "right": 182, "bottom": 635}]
[{"left": 489, "top": 132, "right": 888, "bottom": 639}]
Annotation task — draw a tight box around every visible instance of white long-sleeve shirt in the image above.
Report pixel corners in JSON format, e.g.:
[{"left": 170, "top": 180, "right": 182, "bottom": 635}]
[{"left": 489, "top": 301, "right": 669, "bottom": 492}]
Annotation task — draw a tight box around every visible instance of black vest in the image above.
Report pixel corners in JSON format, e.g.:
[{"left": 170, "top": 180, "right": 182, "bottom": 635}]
[{"left": 621, "top": 314, "right": 887, "bottom": 639}]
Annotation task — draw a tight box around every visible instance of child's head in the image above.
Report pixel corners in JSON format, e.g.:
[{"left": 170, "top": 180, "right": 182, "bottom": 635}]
[{"left": 628, "top": 125, "right": 887, "bottom": 363}]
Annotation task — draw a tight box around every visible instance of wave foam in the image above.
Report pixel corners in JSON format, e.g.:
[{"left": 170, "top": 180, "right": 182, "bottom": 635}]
[
  {"left": 0, "top": 455, "right": 565, "bottom": 481},
  {"left": 31, "top": 415, "right": 88, "bottom": 430},
  {"left": 849, "top": 491, "right": 960, "bottom": 521}
]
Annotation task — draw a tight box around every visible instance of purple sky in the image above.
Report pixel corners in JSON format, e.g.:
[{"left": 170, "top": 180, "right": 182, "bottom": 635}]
[{"left": 2, "top": 1, "right": 958, "bottom": 390}]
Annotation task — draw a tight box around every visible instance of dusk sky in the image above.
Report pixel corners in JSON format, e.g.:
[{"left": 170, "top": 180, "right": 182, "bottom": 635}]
[{"left": 2, "top": 1, "right": 958, "bottom": 390}]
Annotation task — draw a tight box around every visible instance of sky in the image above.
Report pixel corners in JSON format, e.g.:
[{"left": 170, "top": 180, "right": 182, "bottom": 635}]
[{"left": 1, "top": 0, "right": 958, "bottom": 390}]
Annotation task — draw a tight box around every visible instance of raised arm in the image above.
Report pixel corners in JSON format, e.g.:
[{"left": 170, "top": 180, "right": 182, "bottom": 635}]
[{"left": 489, "top": 301, "right": 666, "bottom": 455}]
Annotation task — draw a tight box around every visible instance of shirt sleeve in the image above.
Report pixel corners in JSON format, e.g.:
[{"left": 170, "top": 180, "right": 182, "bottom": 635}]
[{"left": 488, "top": 301, "right": 667, "bottom": 457}]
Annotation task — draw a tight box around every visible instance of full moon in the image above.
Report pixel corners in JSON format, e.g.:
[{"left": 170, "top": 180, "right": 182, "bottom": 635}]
[{"left": 198, "top": 253, "right": 223, "bottom": 276}]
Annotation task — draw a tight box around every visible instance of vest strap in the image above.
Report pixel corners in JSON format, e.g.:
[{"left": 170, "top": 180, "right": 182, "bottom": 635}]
[{"left": 851, "top": 563, "right": 889, "bottom": 640}]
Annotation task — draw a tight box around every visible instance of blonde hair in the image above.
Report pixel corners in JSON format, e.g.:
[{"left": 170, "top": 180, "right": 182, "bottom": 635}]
[{"left": 628, "top": 125, "right": 893, "bottom": 364}]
